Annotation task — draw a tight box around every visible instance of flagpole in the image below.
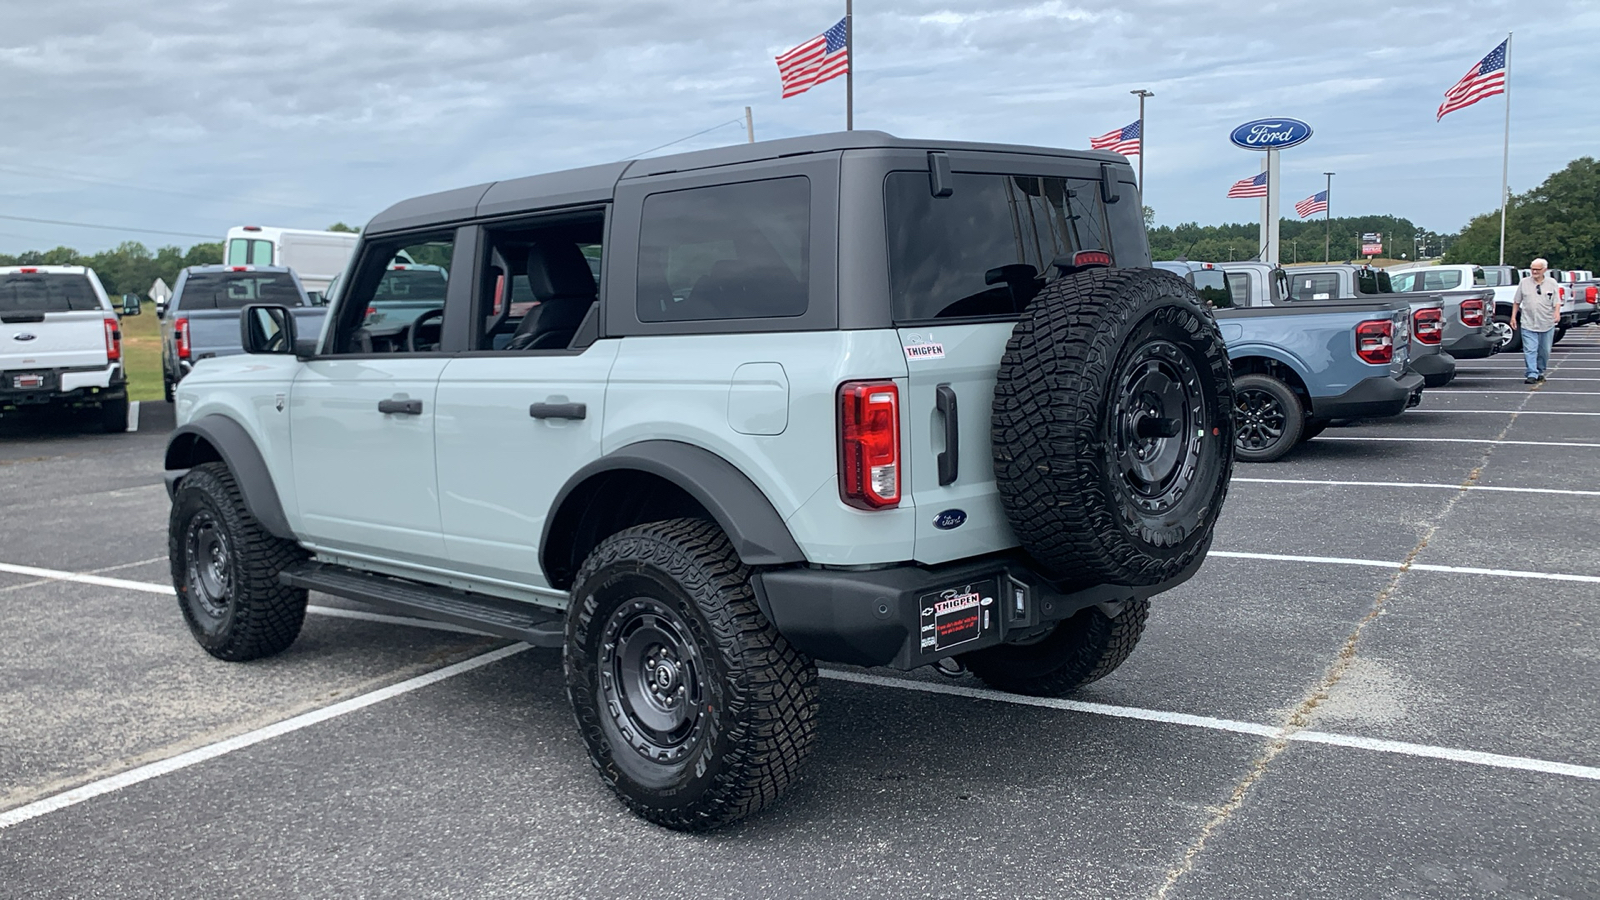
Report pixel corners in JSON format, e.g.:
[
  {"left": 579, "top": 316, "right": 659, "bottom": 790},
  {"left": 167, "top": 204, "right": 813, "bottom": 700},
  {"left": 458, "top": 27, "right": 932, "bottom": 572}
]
[
  {"left": 845, "top": 0, "right": 854, "bottom": 131},
  {"left": 1497, "top": 31, "right": 1512, "bottom": 266},
  {"left": 1323, "top": 172, "right": 1334, "bottom": 263},
  {"left": 1130, "top": 89, "right": 1153, "bottom": 196}
]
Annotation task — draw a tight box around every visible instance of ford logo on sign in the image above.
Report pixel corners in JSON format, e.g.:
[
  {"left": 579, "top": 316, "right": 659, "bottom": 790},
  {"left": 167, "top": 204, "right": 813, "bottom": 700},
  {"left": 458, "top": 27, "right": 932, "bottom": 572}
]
[
  {"left": 933, "top": 509, "right": 967, "bottom": 530},
  {"left": 1229, "top": 118, "right": 1313, "bottom": 151}
]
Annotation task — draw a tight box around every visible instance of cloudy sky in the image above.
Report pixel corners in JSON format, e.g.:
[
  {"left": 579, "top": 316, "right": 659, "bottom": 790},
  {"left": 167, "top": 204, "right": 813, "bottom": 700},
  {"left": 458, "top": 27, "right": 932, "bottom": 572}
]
[{"left": 1, "top": 0, "right": 1595, "bottom": 255}]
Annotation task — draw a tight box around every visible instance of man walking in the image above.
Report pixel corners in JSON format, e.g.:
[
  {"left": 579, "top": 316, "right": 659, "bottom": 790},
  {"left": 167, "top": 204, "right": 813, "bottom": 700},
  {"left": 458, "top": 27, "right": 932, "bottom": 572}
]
[{"left": 1511, "top": 258, "right": 1561, "bottom": 384}]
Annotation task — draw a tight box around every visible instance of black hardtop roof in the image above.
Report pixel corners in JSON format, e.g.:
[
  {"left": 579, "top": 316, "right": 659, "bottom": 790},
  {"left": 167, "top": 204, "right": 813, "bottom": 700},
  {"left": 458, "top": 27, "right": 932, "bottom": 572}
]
[{"left": 365, "top": 130, "right": 1122, "bottom": 235}]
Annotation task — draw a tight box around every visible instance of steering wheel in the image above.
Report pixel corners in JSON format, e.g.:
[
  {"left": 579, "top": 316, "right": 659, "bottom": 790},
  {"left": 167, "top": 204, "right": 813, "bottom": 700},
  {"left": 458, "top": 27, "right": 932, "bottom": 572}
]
[{"left": 406, "top": 308, "right": 445, "bottom": 353}]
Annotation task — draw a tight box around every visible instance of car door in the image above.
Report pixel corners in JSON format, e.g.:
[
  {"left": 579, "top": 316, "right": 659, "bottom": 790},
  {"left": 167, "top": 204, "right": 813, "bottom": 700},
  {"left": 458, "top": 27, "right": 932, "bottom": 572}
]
[
  {"left": 433, "top": 212, "right": 615, "bottom": 589},
  {"left": 288, "top": 230, "right": 462, "bottom": 569}
]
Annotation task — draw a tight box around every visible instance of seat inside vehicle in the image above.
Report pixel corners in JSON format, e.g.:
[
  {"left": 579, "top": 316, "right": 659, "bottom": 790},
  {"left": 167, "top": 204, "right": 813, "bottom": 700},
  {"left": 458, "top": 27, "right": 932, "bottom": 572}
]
[{"left": 506, "top": 242, "right": 597, "bottom": 351}]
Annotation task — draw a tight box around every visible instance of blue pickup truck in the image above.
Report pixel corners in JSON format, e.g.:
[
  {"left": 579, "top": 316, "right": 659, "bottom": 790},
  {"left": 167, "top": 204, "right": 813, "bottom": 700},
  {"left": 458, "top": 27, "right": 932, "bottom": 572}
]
[
  {"left": 1157, "top": 262, "right": 1422, "bottom": 461},
  {"left": 160, "top": 265, "right": 327, "bottom": 402}
]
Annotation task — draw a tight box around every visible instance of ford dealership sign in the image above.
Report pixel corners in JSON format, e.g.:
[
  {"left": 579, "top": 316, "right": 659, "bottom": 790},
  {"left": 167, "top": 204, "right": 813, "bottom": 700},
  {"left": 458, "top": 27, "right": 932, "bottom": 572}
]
[{"left": 1229, "top": 118, "right": 1313, "bottom": 151}]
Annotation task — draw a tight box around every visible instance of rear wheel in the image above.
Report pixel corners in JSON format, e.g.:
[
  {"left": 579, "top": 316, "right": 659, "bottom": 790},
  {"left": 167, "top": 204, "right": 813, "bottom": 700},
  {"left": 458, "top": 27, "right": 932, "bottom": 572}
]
[
  {"left": 1554, "top": 326, "right": 1567, "bottom": 345},
  {"left": 1233, "top": 373, "right": 1304, "bottom": 462},
  {"left": 1501, "top": 319, "right": 1523, "bottom": 353},
  {"left": 564, "top": 518, "right": 819, "bottom": 831},
  {"left": 991, "top": 268, "right": 1234, "bottom": 590},
  {"left": 962, "top": 601, "right": 1149, "bottom": 697},
  {"left": 99, "top": 397, "right": 129, "bottom": 434}
]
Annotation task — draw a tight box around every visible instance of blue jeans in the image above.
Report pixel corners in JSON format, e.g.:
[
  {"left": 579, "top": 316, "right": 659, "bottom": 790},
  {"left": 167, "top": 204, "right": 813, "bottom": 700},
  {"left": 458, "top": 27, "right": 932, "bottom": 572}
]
[{"left": 1522, "top": 327, "right": 1554, "bottom": 378}]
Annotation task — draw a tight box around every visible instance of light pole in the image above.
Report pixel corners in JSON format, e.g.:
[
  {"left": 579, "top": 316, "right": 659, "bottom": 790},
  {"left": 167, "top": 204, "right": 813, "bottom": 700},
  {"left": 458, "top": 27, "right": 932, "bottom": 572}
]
[
  {"left": 1322, "top": 172, "right": 1335, "bottom": 263},
  {"left": 1130, "top": 89, "right": 1153, "bottom": 196}
]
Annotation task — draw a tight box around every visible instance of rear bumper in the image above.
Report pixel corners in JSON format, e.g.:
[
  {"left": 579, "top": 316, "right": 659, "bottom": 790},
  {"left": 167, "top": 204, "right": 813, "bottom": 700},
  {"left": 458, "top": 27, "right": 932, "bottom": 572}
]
[
  {"left": 0, "top": 363, "right": 124, "bottom": 406},
  {"left": 1313, "top": 371, "right": 1424, "bottom": 420},
  {"left": 1410, "top": 351, "right": 1456, "bottom": 386},
  {"left": 1444, "top": 330, "right": 1497, "bottom": 359},
  {"left": 752, "top": 552, "right": 1204, "bottom": 669}
]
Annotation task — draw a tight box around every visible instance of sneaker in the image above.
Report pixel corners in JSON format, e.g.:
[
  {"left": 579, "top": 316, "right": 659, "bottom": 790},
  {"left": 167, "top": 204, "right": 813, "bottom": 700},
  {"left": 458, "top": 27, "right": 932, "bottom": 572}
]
[
  {"left": 1525, "top": 376, "right": 1539, "bottom": 384},
  {"left": 1538, "top": 374, "right": 1547, "bottom": 382}
]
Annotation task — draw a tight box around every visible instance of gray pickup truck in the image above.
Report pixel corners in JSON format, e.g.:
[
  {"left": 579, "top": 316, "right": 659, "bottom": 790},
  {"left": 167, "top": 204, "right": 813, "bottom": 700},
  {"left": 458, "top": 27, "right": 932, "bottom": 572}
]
[{"left": 160, "top": 265, "right": 326, "bottom": 402}]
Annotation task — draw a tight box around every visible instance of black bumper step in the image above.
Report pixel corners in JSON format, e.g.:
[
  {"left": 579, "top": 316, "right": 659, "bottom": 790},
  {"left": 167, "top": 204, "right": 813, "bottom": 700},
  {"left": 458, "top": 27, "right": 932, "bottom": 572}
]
[{"left": 279, "top": 561, "right": 564, "bottom": 647}]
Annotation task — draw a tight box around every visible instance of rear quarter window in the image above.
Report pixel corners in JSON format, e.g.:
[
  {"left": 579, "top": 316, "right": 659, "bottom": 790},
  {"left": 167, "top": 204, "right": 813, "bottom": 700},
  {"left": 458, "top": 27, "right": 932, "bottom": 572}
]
[
  {"left": 1289, "top": 272, "right": 1340, "bottom": 301},
  {"left": 176, "top": 273, "right": 303, "bottom": 310},
  {"left": 0, "top": 273, "right": 101, "bottom": 313}
]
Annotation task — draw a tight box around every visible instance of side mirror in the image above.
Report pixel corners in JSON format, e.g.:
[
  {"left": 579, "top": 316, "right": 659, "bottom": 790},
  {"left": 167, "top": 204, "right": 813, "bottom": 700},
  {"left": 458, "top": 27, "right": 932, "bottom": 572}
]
[
  {"left": 156, "top": 300, "right": 168, "bottom": 318},
  {"left": 240, "top": 304, "right": 297, "bottom": 355},
  {"left": 120, "top": 294, "right": 142, "bottom": 316}
]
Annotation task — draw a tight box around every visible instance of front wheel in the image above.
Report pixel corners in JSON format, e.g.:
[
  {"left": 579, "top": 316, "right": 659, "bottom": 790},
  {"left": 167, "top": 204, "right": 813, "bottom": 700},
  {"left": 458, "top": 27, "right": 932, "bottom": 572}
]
[
  {"left": 961, "top": 601, "right": 1150, "bottom": 697},
  {"left": 1232, "top": 373, "right": 1304, "bottom": 462},
  {"left": 169, "top": 462, "right": 309, "bottom": 660},
  {"left": 564, "top": 518, "right": 819, "bottom": 831}
]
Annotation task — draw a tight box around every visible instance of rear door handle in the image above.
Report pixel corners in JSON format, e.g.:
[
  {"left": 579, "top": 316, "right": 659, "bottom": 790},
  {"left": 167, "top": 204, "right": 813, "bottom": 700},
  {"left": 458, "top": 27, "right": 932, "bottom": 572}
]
[
  {"left": 936, "top": 383, "right": 959, "bottom": 486},
  {"left": 529, "top": 402, "right": 586, "bottom": 420},
  {"left": 377, "top": 397, "right": 423, "bottom": 415}
]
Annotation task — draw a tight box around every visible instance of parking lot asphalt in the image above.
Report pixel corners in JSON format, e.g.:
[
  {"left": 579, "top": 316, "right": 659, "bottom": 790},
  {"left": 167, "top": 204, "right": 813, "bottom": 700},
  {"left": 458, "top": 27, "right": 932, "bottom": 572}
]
[{"left": 2, "top": 330, "right": 1598, "bottom": 899}]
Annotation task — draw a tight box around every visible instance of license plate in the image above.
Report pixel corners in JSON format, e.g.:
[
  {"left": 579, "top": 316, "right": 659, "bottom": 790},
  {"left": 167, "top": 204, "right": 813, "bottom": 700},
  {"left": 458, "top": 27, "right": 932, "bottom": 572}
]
[
  {"left": 918, "top": 579, "right": 998, "bottom": 653},
  {"left": 12, "top": 373, "right": 44, "bottom": 389}
]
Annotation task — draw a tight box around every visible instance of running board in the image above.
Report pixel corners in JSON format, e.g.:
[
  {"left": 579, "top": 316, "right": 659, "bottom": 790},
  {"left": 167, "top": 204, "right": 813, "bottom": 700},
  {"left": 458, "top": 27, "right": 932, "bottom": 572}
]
[{"left": 278, "top": 561, "right": 564, "bottom": 647}]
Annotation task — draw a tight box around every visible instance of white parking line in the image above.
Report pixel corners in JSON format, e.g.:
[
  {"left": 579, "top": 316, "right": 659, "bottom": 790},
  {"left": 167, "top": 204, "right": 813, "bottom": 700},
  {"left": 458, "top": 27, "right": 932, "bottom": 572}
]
[
  {"left": 0, "top": 562, "right": 172, "bottom": 594},
  {"left": 1403, "top": 409, "right": 1600, "bottom": 416},
  {"left": 1449, "top": 376, "right": 1600, "bottom": 381},
  {"left": 1316, "top": 436, "right": 1600, "bottom": 448},
  {"left": 822, "top": 671, "right": 1600, "bottom": 783},
  {"left": 1231, "top": 477, "right": 1600, "bottom": 498},
  {"left": 1207, "top": 550, "right": 1600, "bottom": 584},
  {"left": 1440, "top": 390, "right": 1600, "bottom": 395},
  {"left": 0, "top": 644, "right": 531, "bottom": 830}
]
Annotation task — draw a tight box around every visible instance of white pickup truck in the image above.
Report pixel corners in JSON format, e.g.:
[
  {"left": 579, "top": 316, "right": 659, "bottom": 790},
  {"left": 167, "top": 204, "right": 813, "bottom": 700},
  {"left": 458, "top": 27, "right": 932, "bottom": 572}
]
[{"left": 0, "top": 265, "right": 133, "bottom": 432}]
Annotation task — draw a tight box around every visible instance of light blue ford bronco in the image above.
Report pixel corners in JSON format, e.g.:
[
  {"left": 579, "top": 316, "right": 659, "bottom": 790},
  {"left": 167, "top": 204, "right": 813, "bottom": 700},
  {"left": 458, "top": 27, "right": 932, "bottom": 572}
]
[{"left": 163, "top": 132, "right": 1235, "bottom": 829}]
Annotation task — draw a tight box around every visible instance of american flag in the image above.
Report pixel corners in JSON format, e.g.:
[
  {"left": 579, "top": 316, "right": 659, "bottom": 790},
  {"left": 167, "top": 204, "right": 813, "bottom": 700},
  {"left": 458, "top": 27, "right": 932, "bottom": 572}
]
[
  {"left": 1436, "top": 39, "right": 1508, "bottom": 121},
  {"left": 1295, "top": 190, "right": 1328, "bottom": 218},
  {"left": 1089, "top": 120, "right": 1141, "bottom": 156},
  {"left": 776, "top": 18, "right": 850, "bottom": 99},
  {"left": 1227, "top": 172, "right": 1269, "bottom": 198}
]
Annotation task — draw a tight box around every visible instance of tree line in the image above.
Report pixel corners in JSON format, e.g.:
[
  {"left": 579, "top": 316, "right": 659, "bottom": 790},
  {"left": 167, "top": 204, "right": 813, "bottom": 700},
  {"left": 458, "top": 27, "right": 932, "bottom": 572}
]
[
  {"left": 0, "top": 241, "right": 222, "bottom": 297},
  {"left": 1444, "top": 157, "right": 1598, "bottom": 271},
  {"left": 1146, "top": 215, "right": 1450, "bottom": 265}
]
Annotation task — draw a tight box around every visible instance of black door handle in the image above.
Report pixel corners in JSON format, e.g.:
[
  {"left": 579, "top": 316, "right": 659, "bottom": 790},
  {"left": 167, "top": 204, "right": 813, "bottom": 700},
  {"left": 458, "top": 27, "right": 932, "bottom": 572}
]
[
  {"left": 529, "top": 402, "right": 587, "bottom": 420},
  {"left": 377, "top": 398, "right": 423, "bottom": 415},
  {"left": 936, "top": 383, "right": 959, "bottom": 486}
]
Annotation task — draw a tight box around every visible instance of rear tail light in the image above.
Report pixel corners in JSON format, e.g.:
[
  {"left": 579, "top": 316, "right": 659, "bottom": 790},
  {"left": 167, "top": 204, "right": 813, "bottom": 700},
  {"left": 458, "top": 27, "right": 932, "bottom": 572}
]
[
  {"left": 230, "top": 265, "right": 251, "bottom": 272},
  {"left": 364, "top": 306, "right": 377, "bottom": 321},
  {"left": 1587, "top": 286, "right": 1597, "bottom": 304},
  {"left": 1355, "top": 319, "right": 1394, "bottom": 364},
  {"left": 175, "top": 317, "right": 191, "bottom": 359},
  {"left": 1412, "top": 307, "right": 1442, "bottom": 344},
  {"left": 1073, "top": 249, "right": 1113, "bottom": 268},
  {"left": 103, "top": 317, "right": 121, "bottom": 362},
  {"left": 242, "top": 225, "right": 262, "bottom": 232},
  {"left": 838, "top": 381, "right": 901, "bottom": 509},
  {"left": 1460, "top": 298, "right": 1485, "bottom": 327},
  {"left": 19, "top": 267, "right": 38, "bottom": 273}
]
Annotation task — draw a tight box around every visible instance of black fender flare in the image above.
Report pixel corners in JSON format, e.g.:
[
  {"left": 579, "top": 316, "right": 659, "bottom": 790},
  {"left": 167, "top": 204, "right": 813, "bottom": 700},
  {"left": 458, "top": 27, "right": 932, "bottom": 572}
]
[
  {"left": 164, "top": 414, "right": 294, "bottom": 540},
  {"left": 541, "top": 440, "right": 806, "bottom": 578}
]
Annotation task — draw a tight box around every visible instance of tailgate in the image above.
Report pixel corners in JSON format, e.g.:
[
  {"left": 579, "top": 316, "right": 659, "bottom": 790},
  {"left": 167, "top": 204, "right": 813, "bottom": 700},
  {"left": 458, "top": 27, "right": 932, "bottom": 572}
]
[
  {"left": 0, "top": 310, "right": 108, "bottom": 370},
  {"left": 896, "top": 323, "right": 1018, "bottom": 564},
  {"left": 180, "top": 310, "right": 245, "bottom": 358}
]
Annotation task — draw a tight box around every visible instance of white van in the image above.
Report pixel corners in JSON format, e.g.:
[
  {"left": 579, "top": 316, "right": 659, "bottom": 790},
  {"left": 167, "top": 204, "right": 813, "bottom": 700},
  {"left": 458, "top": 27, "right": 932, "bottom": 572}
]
[{"left": 224, "top": 226, "right": 359, "bottom": 303}]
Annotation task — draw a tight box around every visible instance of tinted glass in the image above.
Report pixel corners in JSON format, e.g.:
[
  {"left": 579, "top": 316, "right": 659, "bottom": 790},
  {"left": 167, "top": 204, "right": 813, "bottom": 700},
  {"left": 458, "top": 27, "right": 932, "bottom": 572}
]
[
  {"left": 886, "top": 172, "right": 1119, "bottom": 321},
  {"left": 372, "top": 268, "right": 449, "bottom": 305},
  {"left": 0, "top": 273, "right": 100, "bottom": 313},
  {"left": 1356, "top": 269, "right": 1392, "bottom": 293},
  {"left": 1289, "top": 272, "right": 1340, "bottom": 301},
  {"left": 176, "top": 272, "right": 304, "bottom": 310},
  {"left": 1472, "top": 267, "right": 1487, "bottom": 286},
  {"left": 1192, "top": 269, "right": 1232, "bottom": 308},
  {"left": 1421, "top": 270, "right": 1462, "bottom": 290},
  {"left": 637, "top": 177, "right": 809, "bottom": 322}
]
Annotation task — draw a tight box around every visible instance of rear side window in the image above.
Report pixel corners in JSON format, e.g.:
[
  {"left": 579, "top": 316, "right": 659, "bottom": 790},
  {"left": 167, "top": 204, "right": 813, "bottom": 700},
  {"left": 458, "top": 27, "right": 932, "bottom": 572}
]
[
  {"left": 636, "top": 176, "right": 810, "bottom": 322},
  {"left": 1356, "top": 269, "right": 1392, "bottom": 293},
  {"left": 1390, "top": 271, "right": 1418, "bottom": 292},
  {"left": 1192, "top": 269, "right": 1232, "bottom": 308},
  {"left": 1482, "top": 268, "right": 1511, "bottom": 287},
  {"left": 1421, "top": 270, "right": 1462, "bottom": 290},
  {"left": 176, "top": 273, "right": 303, "bottom": 310},
  {"left": 1226, "top": 272, "right": 1253, "bottom": 304},
  {"left": 1289, "top": 272, "right": 1340, "bottom": 301},
  {"left": 887, "top": 172, "right": 1123, "bottom": 321},
  {"left": 0, "top": 273, "right": 100, "bottom": 313}
]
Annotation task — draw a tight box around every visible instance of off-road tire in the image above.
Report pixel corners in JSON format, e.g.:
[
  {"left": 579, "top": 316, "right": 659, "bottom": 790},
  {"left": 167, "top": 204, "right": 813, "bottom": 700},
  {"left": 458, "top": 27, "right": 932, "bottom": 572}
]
[
  {"left": 99, "top": 397, "right": 129, "bottom": 433},
  {"left": 564, "top": 518, "right": 819, "bottom": 831},
  {"left": 992, "top": 268, "right": 1233, "bottom": 590},
  {"left": 1232, "top": 373, "right": 1304, "bottom": 462},
  {"left": 169, "top": 462, "right": 308, "bottom": 661},
  {"left": 961, "top": 600, "right": 1150, "bottom": 697}
]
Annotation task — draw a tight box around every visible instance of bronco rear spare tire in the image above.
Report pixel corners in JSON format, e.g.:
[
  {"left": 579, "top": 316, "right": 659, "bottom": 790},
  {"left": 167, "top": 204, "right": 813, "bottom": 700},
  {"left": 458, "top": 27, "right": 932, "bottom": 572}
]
[{"left": 992, "top": 268, "right": 1233, "bottom": 589}]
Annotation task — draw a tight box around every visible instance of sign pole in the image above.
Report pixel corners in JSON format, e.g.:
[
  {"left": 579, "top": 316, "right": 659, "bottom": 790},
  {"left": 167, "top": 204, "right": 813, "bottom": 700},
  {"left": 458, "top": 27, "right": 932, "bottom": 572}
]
[
  {"left": 1130, "top": 89, "right": 1153, "bottom": 196},
  {"left": 1323, "top": 171, "right": 1334, "bottom": 263},
  {"left": 845, "top": 0, "right": 854, "bottom": 131},
  {"left": 1497, "top": 31, "right": 1512, "bottom": 266},
  {"left": 745, "top": 106, "right": 755, "bottom": 143}
]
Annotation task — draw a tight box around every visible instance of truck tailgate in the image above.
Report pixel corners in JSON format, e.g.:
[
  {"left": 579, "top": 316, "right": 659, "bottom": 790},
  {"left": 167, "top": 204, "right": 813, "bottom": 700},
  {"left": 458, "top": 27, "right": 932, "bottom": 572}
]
[{"left": 0, "top": 310, "right": 108, "bottom": 370}]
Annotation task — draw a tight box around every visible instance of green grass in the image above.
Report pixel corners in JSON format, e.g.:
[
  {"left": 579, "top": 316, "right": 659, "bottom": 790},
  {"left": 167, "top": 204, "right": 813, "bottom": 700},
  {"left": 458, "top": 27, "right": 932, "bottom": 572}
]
[{"left": 119, "top": 302, "right": 164, "bottom": 402}]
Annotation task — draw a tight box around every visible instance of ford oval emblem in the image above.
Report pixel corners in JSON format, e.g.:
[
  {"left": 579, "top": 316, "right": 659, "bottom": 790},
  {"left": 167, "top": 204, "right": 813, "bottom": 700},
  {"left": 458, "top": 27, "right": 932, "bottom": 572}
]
[
  {"left": 933, "top": 509, "right": 967, "bottom": 530},
  {"left": 12, "top": 332, "right": 36, "bottom": 341},
  {"left": 1229, "top": 118, "right": 1313, "bottom": 151}
]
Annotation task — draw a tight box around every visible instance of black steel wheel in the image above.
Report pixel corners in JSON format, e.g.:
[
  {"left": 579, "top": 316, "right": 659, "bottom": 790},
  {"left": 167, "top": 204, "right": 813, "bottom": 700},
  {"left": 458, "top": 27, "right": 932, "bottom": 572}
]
[
  {"left": 169, "top": 462, "right": 308, "bottom": 660},
  {"left": 1112, "top": 339, "right": 1208, "bottom": 522},
  {"left": 1232, "top": 373, "right": 1304, "bottom": 462},
  {"left": 565, "top": 518, "right": 819, "bottom": 831}
]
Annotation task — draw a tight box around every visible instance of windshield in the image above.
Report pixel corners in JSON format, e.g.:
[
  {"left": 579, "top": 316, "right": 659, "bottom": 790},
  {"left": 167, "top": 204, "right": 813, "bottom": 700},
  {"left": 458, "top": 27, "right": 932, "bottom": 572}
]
[
  {"left": 0, "top": 273, "right": 101, "bottom": 313},
  {"left": 178, "top": 272, "right": 303, "bottom": 310},
  {"left": 372, "top": 268, "right": 448, "bottom": 305},
  {"left": 885, "top": 171, "right": 1128, "bottom": 322}
]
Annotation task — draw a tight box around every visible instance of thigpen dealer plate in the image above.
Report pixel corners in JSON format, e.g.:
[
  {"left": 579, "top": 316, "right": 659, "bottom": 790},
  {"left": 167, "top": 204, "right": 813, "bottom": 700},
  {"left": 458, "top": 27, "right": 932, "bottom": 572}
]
[{"left": 919, "top": 580, "right": 998, "bottom": 653}]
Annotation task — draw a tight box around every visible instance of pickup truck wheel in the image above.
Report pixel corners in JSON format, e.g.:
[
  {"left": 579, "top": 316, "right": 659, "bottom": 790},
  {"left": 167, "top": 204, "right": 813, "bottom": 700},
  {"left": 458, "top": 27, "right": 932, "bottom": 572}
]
[
  {"left": 1501, "top": 320, "right": 1523, "bottom": 353},
  {"left": 992, "top": 268, "right": 1233, "bottom": 590},
  {"left": 99, "top": 397, "right": 129, "bottom": 434},
  {"left": 163, "top": 373, "right": 174, "bottom": 403},
  {"left": 564, "top": 518, "right": 819, "bottom": 831},
  {"left": 169, "top": 462, "right": 308, "bottom": 661},
  {"left": 1554, "top": 326, "right": 1567, "bottom": 345},
  {"left": 961, "top": 600, "right": 1149, "bottom": 697},
  {"left": 1232, "top": 373, "right": 1304, "bottom": 462}
]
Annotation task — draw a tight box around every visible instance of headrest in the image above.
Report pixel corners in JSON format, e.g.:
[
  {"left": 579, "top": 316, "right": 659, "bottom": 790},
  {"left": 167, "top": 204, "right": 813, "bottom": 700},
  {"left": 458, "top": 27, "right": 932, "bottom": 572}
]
[{"left": 526, "top": 242, "right": 597, "bottom": 299}]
